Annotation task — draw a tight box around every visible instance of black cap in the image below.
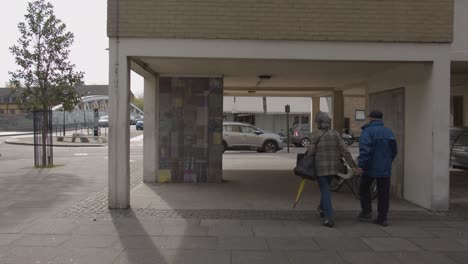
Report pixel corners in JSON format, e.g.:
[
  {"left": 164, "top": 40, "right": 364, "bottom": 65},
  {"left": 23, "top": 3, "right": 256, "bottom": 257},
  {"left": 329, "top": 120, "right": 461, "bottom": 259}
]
[{"left": 368, "top": 110, "right": 383, "bottom": 119}]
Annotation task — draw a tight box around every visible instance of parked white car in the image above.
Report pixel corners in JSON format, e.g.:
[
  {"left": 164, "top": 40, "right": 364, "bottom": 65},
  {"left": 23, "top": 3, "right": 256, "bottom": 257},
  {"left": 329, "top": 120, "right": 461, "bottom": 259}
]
[
  {"left": 223, "top": 122, "right": 284, "bottom": 153},
  {"left": 98, "top": 115, "right": 109, "bottom": 127}
]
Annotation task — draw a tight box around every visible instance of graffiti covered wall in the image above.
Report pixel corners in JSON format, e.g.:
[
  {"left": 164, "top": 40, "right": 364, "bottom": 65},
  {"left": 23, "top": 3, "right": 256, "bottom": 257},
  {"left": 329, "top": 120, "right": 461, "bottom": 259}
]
[{"left": 158, "top": 77, "right": 223, "bottom": 183}]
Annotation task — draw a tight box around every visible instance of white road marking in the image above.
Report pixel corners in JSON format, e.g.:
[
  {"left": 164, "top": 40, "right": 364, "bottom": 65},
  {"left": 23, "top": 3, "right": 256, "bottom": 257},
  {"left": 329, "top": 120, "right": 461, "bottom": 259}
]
[
  {"left": 130, "top": 134, "right": 144, "bottom": 142},
  {"left": 74, "top": 153, "right": 89, "bottom": 156}
]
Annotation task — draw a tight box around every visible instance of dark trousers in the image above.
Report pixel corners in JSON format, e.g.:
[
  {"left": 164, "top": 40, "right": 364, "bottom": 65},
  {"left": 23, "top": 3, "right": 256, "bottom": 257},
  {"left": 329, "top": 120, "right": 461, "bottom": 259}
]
[
  {"left": 317, "top": 175, "right": 333, "bottom": 221},
  {"left": 359, "top": 176, "right": 390, "bottom": 221}
]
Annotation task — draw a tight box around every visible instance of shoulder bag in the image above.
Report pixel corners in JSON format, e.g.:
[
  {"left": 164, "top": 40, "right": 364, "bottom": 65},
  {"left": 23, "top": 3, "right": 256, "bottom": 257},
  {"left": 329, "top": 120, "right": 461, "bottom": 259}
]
[{"left": 293, "top": 130, "right": 328, "bottom": 180}]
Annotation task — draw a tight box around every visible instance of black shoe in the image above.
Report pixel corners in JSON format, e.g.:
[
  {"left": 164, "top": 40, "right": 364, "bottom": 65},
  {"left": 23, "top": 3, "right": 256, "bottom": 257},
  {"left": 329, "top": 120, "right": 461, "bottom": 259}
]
[
  {"left": 322, "top": 219, "right": 334, "bottom": 228},
  {"left": 373, "top": 219, "right": 388, "bottom": 227},
  {"left": 357, "top": 212, "right": 372, "bottom": 222},
  {"left": 317, "top": 206, "right": 325, "bottom": 218}
]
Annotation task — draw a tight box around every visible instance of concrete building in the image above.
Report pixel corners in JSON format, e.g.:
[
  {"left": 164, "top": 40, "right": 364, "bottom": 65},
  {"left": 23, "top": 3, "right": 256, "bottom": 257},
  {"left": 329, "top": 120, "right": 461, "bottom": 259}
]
[
  {"left": 0, "top": 88, "right": 21, "bottom": 116},
  {"left": 223, "top": 96, "right": 365, "bottom": 136},
  {"left": 107, "top": 0, "right": 468, "bottom": 211}
]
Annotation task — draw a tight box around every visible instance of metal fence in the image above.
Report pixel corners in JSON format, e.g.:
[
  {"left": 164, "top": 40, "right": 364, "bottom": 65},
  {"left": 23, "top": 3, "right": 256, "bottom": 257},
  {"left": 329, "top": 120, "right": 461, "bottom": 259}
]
[
  {"left": 0, "top": 109, "right": 109, "bottom": 133},
  {"left": 33, "top": 110, "right": 53, "bottom": 167}
]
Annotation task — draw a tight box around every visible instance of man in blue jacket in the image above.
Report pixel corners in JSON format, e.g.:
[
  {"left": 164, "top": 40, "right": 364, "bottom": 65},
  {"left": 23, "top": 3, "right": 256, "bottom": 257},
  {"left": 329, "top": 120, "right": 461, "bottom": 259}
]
[{"left": 356, "top": 110, "right": 397, "bottom": 226}]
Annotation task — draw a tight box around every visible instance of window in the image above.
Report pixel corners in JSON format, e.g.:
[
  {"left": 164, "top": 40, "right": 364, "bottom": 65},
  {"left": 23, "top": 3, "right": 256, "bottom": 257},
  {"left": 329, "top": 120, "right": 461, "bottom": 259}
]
[
  {"left": 224, "top": 125, "right": 241, "bottom": 133},
  {"left": 241, "top": 126, "right": 257, "bottom": 133},
  {"left": 355, "top": 110, "right": 366, "bottom": 121},
  {"left": 300, "top": 115, "right": 310, "bottom": 124},
  {"left": 9, "top": 97, "right": 16, "bottom": 103},
  {"left": 9, "top": 109, "right": 15, "bottom": 115},
  {"left": 0, "top": 97, "right": 3, "bottom": 103},
  {"left": 0, "top": 109, "right": 4, "bottom": 114}
]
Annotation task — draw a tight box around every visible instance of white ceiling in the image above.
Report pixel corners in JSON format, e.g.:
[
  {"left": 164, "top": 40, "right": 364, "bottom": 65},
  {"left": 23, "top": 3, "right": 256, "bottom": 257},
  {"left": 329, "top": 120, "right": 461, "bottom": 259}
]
[{"left": 138, "top": 58, "right": 401, "bottom": 91}]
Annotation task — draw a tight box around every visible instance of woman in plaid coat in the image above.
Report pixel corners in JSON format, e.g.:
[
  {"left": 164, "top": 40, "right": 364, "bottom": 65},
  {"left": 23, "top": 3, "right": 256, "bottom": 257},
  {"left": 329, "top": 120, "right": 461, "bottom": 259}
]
[{"left": 307, "top": 112, "right": 357, "bottom": 227}]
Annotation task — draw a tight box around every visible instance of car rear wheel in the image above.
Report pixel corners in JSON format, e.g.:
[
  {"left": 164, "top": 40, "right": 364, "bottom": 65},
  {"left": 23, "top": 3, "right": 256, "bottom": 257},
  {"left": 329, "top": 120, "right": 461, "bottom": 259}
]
[
  {"left": 301, "top": 138, "right": 310, "bottom": 147},
  {"left": 263, "top": 141, "right": 278, "bottom": 153}
]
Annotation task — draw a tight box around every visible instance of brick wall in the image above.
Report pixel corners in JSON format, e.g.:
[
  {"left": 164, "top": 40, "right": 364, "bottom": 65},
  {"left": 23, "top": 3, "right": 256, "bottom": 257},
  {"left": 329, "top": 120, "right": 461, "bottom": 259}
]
[
  {"left": 344, "top": 96, "right": 366, "bottom": 135},
  {"left": 108, "top": 0, "right": 453, "bottom": 43}
]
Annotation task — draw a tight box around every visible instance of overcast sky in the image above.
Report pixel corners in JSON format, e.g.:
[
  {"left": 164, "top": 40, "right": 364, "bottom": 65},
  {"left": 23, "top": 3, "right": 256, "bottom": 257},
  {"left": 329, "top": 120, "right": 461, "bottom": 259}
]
[{"left": 0, "top": 0, "right": 144, "bottom": 96}]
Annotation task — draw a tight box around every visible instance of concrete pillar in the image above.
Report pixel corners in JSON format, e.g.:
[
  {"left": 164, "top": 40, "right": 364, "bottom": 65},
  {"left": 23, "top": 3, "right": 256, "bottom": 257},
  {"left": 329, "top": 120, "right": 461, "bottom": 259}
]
[
  {"left": 311, "top": 97, "right": 320, "bottom": 131},
  {"left": 429, "top": 59, "right": 450, "bottom": 211},
  {"left": 143, "top": 75, "right": 159, "bottom": 183},
  {"left": 108, "top": 39, "right": 131, "bottom": 209},
  {"left": 404, "top": 60, "right": 450, "bottom": 211},
  {"left": 333, "top": 91, "right": 344, "bottom": 134}
]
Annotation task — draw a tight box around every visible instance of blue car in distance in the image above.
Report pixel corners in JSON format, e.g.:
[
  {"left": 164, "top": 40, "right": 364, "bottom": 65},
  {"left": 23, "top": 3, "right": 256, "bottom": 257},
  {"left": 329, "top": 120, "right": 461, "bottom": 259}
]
[{"left": 136, "top": 120, "right": 144, "bottom": 130}]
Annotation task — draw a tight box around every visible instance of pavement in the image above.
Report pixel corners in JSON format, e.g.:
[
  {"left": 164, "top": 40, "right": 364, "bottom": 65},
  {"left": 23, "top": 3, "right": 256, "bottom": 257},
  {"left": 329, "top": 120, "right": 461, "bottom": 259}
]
[{"left": 0, "top": 138, "right": 467, "bottom": 263}]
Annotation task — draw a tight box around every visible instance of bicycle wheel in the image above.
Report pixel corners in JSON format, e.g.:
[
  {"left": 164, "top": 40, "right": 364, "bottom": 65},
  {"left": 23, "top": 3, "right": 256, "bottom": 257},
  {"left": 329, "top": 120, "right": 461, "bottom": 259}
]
[
  {"left": 352, "top": 174, "right": 378, "bottom": 200},
  {"left": 329, "top": 176, "right": 345, "bottom": 192}
]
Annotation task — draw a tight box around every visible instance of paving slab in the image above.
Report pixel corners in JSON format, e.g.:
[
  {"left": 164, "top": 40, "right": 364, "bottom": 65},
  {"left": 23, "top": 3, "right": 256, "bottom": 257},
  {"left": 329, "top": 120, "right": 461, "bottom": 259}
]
[
  {"left": 208, "top": 224, "right": 254, "bottom": 237},
  {"left": 315, "top": 237, "right": 372, "bottom": 251},
  {"left": 380, "top": 226, "right": 435, "bottom": 238},
  {"left": 12, "top": 234, "right": 70, "bottom": 247},
  {"left": 60, "top": 235, "right": 119, "bottom": 248},
  {"left": 162, "top": 236, "right": 218, "bottom": 250},
  {"left": 0, "top": 234, "right": 22, "bottom": 246},
  {"left": 445, "top": 252, "right": 468, "bottom": 264},
  {"left": 232, "top": 250, "right": 290, "bottom": 264},
  {"left": 0, "top": 246, "right": 59, "bottom": 264},
  {"left": 20, "top": 218, "right": 78, "bottom": 234},
  {"left": 252, "top": 225, "right": 300, "bottom": 237},
  {"left": 340, "top": 251, "right": 401, "bottom": 264},
  {"left": 362, "top": 238, "right": 421, "bottom": 252},
  {"left": 295, "top": 225, "right": 346, "bottom": 237},
  {"left": 423, "top": 228, "right": 468, "bottom": 238},
  {"left": 171, "top": 249, "right": 231, "bottom": 264},
  {"left": 391, "top": 251, "right": 458, "bottom": 264},
  {"left": 218, "top": 237, "right": 269, "bottom": 250},
  {"left": 287, "top": 251, "right": 347, "bottom": 264},
  {"left": 266, "top": 237, "right": 320, "bottom": 251},
  {"left": 52, "top": 247, "right": 122, "bottom": 264},
  {"left": 160, "top": 223, "right": 209, "bottom": 236},
  {"left": 336, "top": 221, "right": 390, "bottom": 237},
  {"left": 115, "top": 248, "right": 175, "bottom": 264},
  {"left": 408, "top": 238, "right": 468, "bottom": 251}
]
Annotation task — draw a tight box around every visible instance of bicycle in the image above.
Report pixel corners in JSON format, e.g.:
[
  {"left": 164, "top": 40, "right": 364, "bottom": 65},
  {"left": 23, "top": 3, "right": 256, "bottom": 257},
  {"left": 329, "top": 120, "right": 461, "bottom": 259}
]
[{"left": 330, "top": 158, "right": 378, "bottom": 200}]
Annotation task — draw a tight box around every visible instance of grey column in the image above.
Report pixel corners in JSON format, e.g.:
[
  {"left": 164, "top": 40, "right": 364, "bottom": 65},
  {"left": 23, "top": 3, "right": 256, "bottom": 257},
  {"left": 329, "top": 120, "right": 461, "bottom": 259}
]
[
  {"left": 143, "top": 75, "right": 159, "bottom": 183},
  {"left": 108, "top": 39, "right": 130, "bottom": 209},
  {"left": 333, "top": 91, "right": 344, "bottom": 134}
]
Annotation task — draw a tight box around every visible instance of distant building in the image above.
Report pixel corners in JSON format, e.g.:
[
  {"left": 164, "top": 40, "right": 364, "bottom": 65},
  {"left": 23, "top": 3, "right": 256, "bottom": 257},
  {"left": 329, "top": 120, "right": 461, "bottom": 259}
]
[
  {"left": 224, "top": 96, "right": 365, "bottom": 135},
  {"left": 0, "top": 88, "right": 20, "bottom": 116}
]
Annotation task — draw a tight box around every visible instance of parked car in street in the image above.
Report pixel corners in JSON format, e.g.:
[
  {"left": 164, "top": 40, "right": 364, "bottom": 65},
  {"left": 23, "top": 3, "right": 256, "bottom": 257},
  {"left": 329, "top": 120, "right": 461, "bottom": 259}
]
[
  {"left": 450, "top": 126, "right": 468, "bottom": 168},
  {"left": 98, "top": 115, "right": 109, "bottom": 127},
  {"left": 290, "top": 123, "right": 355, "bottom": 147},
  {"left": 134, "top": 115, "right": 144, "bottom": 121},
  {"left": 130, "top": 115, "right": 137, "bottom": 125},
  {"left": 136, "top": 120, "right": 144, "bottom": 130},
  {"left": 223, "top": 122, "right": 284, "bottom": 153},
  {"left": 290, "top": 124, "right": 312, "bottom": 147}
]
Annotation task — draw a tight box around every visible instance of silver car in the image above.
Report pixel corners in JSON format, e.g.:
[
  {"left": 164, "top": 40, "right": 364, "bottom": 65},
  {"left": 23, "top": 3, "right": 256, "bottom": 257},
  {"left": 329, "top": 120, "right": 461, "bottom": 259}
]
[{"left": 223, "top": 122, "right": 284, "bottom": 153}]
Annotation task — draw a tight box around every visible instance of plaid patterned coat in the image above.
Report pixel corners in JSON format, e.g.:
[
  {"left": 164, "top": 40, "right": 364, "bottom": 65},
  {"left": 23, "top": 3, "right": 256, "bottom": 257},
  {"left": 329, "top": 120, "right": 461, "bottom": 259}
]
[{"left": 307, "top": 129, "right": 356, "bottom": 177}]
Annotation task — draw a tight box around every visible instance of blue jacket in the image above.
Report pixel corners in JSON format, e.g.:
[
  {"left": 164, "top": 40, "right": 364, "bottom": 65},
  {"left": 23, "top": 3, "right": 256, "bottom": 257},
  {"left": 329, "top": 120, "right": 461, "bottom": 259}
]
[{"left": 358, "top": 120, "right": 397, "bottom": 177}]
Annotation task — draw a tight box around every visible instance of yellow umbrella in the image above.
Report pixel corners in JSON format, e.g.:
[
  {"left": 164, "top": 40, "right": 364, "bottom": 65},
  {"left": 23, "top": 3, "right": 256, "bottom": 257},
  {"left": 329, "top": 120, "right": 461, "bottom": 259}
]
[{"left": 293, "top": 178, "right": 307, "bottom": 208}]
